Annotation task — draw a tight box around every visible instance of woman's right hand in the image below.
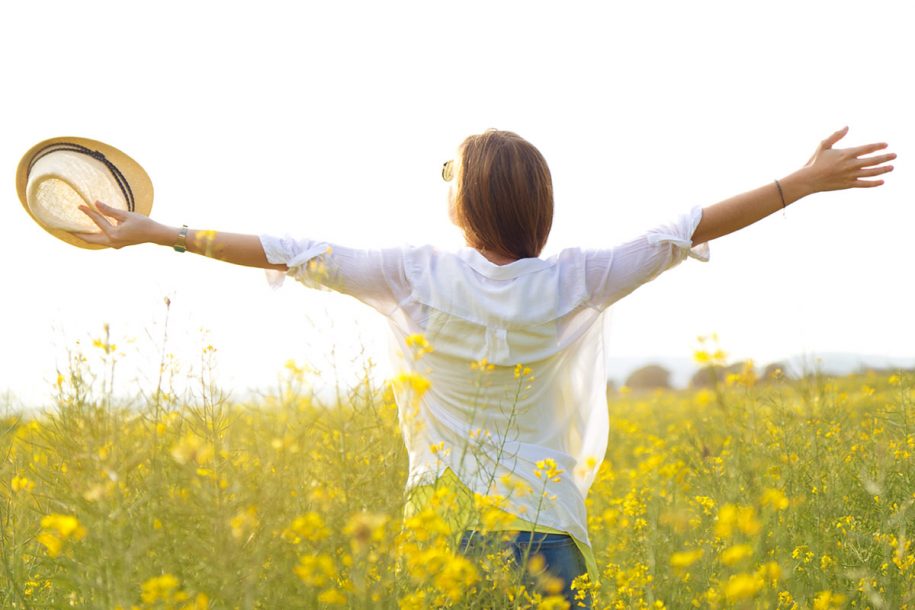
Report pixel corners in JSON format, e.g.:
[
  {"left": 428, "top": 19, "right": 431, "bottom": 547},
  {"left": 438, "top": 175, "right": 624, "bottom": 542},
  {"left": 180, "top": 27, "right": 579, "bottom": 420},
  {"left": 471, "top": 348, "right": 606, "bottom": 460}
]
[
  {"left": 72, "top": 200, "right": 165, "bottom": 249},
  {"left": 800, "top": 126, "right": 895, "bottom": 193}
]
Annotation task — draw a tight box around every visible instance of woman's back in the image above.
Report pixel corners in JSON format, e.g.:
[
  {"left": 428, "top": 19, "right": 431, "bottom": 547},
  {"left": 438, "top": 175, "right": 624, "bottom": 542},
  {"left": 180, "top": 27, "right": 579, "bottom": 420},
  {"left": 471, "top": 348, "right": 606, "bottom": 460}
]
[{"left": 259, "top": 204, "right": 707, "bottom": 547}]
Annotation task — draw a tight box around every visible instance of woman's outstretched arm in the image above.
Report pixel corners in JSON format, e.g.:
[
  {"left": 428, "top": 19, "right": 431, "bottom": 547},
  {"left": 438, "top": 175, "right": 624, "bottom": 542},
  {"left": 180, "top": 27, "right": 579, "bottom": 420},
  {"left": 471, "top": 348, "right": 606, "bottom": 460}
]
[
  {"left": 690, "top": 127, "right": 896, "bottom": 246},
  {"left": 72, "top": 204, "right": 287, "bottom": 270}
]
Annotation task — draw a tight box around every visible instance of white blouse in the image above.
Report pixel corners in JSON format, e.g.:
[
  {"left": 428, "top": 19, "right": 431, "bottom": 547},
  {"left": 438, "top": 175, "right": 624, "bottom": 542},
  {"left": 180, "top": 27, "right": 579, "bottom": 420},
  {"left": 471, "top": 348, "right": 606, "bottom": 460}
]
[{"left": 260, "top": 206, "right": 709, "bottom": 547}]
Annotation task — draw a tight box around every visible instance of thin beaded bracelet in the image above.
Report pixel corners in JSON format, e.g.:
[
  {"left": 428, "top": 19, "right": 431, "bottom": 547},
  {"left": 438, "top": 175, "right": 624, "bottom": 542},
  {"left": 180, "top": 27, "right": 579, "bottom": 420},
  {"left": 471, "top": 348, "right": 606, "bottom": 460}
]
[{"left": 774, "top": 179, "right": 786, "bottom": 209}]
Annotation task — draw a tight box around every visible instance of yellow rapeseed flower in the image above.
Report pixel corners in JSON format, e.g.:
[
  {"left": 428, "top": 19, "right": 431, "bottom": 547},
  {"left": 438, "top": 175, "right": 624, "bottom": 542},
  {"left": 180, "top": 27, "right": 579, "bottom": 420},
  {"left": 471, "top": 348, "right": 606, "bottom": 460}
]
[
  {"left": 693, "top": 495, "right": 716, "bottom": 516},
  {"left": 723, "top": 573, "right": 764, "bottom": 603},
  {"left": 405, "top": 334, "right": 433, "bottom": 358},
  {"left": 41, "top": 514, "right": 86, "bottom": 540},
  {"left": 813, "top": 591, "right": 847, "bottom": 609},
  {"left": 433, "top": 552, "right": 478, "bottom": 601},
  {"left": 38, "top": 514, "right": 87, "bottom": 555},
  {"left": 229, "top": 506, "right": 258, "bottom": 541},
  {"left": 317, "top": 588, "right": 347, "bottom": 605},
  {"left": 170, "top": 433, "right": 214, "bottom": 466},
  {"left": 756, "top": 560, "right": 781, "bottom": 584},
  {"left": 470, "top": 358, "right": 496, "bottom": 372},
  {"left": 140, "top": 573, "right": 183, "bottom": 605},
  {"left": 294, "top": 554, "right": 336, "bottom": 588},
  {"left": 760, "top": 488, "right": 790, "bottom": 510},
  {"left": 500, "top": 473, "right": 534, "bottom": 498},
  {"left": 393, "top": 371, "right": 431, "bottom": 396},
  {"left": 534, "top": 458, "right": 564, "bottom": 482},
  {"left": 11, "top": 474, "right": 35, "bottom": 493},
  {"left": 715, "top": 504, "right": 761, "bottom": 539},
  {"left": 474, "top": 492, "right": 517, "bottom": 531},
  {"left": 670, "top": 549, "right": 704, "bottom": 569},
  {"left": 720, "top": 544, "right": 754, "bottom": 566},
  {"left": 282, "top": 512, "right": 330, "bottom": 544},
  {"left": 36, "top": 533, "right": 63, "bottom": 558},
  {"left": 537, "top": 595, "right": 570, "bottom": 610},
  {"left": 514, "top": 363, "right": 533, "bottom": 378}
]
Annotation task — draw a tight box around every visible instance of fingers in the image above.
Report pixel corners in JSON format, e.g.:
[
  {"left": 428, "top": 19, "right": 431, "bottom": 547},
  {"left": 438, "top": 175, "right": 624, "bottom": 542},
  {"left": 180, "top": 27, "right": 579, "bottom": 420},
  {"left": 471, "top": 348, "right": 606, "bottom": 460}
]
[
  {"left": 851, "top": 179, "right": 885, "bottom": 188},
  {"left": 94, "top": 200, "right": 129, "bottom": 221},
  {"left": 856, "top": 165, "right": 894, "bottom": 178},
  {"left": 856, "top": 152, "right": 896, "bottom": 168},
  {"left": 846, "top": 142, "right": 889, "bottom": 158},
  {"left": 78, "top": 204, "right": 114, "bottom": 235},
  {"left": 821, "top": 126, "right": 849, "bottom": 149},
  {"left": 70, "top": 231, "right": 108, "bottom": 245}
]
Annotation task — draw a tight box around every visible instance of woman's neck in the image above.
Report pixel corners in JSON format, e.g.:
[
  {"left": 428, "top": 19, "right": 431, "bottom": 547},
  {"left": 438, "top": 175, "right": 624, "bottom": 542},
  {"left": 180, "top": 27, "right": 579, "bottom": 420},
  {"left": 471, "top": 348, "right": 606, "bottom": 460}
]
[{"left": 475, "top": 247, "right": 518, "bottom": 266}]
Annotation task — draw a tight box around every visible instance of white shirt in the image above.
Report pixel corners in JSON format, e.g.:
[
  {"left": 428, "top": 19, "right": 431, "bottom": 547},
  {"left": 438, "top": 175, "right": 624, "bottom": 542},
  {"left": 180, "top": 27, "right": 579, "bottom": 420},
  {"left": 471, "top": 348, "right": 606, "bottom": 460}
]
[{"left": 260, "top": 206, "right": 709, "bottom": 547}]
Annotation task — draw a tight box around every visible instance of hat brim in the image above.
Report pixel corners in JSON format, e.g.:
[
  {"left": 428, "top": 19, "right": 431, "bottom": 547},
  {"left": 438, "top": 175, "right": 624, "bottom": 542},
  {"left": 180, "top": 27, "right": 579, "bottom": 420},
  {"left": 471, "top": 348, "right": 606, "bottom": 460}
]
[{"left": 16, "top": 136, "right": 154, "bottom": 250}]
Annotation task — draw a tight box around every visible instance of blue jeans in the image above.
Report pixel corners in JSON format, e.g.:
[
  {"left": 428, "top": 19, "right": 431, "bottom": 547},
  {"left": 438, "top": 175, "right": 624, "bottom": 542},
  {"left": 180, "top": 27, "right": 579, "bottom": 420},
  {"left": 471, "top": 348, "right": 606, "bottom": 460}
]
[{"left": 458, "top": 530, "right": 592, "bottom": 608}]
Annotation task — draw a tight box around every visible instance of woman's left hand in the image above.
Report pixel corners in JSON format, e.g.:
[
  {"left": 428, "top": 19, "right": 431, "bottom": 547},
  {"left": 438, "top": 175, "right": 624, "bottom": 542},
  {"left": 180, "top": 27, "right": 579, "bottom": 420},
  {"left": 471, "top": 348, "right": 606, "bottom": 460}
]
[{"left": 801, "top": 126, "right": 896, "bottom": 193}]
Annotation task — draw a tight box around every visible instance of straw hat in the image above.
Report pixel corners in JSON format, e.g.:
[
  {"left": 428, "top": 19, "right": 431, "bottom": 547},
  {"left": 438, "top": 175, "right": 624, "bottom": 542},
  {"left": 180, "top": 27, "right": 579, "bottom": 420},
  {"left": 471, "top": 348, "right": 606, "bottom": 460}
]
[{"left": 16, "top": 136, "right": 153, "bottom": 249}]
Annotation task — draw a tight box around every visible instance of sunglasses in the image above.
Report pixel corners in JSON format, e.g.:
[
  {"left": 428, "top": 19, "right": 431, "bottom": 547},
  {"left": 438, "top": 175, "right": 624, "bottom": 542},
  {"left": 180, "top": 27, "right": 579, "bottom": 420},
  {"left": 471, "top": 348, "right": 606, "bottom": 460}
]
[{"left": 442, "top": 159, "right": 454, "bottom": 182}]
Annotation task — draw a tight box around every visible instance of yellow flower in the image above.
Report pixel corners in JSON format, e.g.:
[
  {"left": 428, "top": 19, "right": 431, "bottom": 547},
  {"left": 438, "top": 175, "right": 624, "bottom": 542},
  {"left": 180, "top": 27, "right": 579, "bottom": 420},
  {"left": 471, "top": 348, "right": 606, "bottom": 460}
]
[
  {"left": 405, "top": 334, "right": 433, "bottom": 358},
  {"left": 470, "top": 358, "right": 496, "bottom": 372},
  {"left": 500, "top": 473, "right": 534, "bottom": 498},
  {"left": 229, "top": 506, "right": 258, "bottom": 541},
  {"left": 399, "top": 591, "right": 427, "bottom": 610},
  {"left": 140, "top": 573, "right": 183, "bottom": 604},
  {"left": 534, "top": 458, "right": 564, "bottom": 482},
  {"left": 403, "top": 508, "right": 451, "bottom": 541},
  {"left": 537, "top": 595, "right": 570, "bottom": 610},
  {"left": 720, "top": 544, "right": 753, "bottom": 566},
  {"left": 36, "top": 533, "right": 63, "bottom": 557},
  {"left": 723, "top": 573, "right": 764, "bottom": 602},
  {"left": 514, "top": 363, "right": 533, "bottom": 378},
  {"left": 282, "top": 512, "right": 330, "bottom": 544},
  {"left": 40, "top": 514, "right": 86, "bottom": 540},
  {"left": 813, "top": 591, "right": 847, "bottom": 610},
  {"left": 294, "top": 554, "right": 336, "bottom": 588},
  {"left": 11, "top": 474, "right": 35, "bottom": 493},
  {"left": 474, "top": 493, "right": 517, "bottom": 531},
  {"left": 760, "top": 488, "right": 790, "bottom": 510},
  {"left": 392, "top": 371, "right": 431, "bottom": 396},
  {"left": 715, "top": 504, "right": 761, "bottom": 539},
  {"left": 317, "top": 588, "right": 347, "bottom": 605},
  {"left": 170, "top": 433, "right": 214, "bottom": 466},
  {"left": 429, "top": 441, "right": 449, "bottom": 457},
  {"left": 756, "top": 560, "right": 781, "bottom": 584},
  {"left": 693, "top": 495, "right": 716, "bottom": 516},
  {"left": 670, "top": 549, "right": 704, "bottom": 568},
  {"left": 433, "top": 553, "right": 478, "bottom": 601},
  {"left": 38, "top": 514, "right": 86, "bottom": 556}
]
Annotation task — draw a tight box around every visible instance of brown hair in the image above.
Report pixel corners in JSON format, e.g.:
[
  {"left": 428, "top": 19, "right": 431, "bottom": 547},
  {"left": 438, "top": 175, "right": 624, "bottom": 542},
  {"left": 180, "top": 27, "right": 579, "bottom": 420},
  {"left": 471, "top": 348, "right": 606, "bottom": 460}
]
[{"left": 453, "top": 130, "right": 553, "bottom": 260}]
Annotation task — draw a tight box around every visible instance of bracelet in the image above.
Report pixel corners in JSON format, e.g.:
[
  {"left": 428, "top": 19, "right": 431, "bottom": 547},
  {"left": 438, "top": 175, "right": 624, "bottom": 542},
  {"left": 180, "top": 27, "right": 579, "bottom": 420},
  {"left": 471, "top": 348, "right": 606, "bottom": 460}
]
[
  {"left": 173, "top": 225, "right": 189, "bottom": 253},
  {"left": 774, "top": 179, "right": 786, "bottom": 209}
]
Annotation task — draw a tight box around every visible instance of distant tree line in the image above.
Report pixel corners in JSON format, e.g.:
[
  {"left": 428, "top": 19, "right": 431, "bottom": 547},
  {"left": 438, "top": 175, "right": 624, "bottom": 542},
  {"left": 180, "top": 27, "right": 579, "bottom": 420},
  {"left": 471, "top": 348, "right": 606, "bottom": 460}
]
[{"left": 620, "top": 361, "right": 789, "bottom": 392}]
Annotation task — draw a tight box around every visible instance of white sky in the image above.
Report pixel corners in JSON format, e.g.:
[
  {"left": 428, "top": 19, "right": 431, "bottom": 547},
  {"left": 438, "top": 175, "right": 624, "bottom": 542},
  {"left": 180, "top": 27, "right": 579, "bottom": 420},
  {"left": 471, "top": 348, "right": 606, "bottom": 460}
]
[{"left": 2, "top": 0, "right": 913, "bottom": 408}]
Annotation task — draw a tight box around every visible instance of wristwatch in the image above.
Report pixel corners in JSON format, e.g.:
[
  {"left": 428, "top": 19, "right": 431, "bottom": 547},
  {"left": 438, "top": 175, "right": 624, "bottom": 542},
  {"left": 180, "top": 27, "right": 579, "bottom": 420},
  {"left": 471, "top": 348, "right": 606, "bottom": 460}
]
[{"left": 173, "top": 225, "right": 189, "bottom": 253}]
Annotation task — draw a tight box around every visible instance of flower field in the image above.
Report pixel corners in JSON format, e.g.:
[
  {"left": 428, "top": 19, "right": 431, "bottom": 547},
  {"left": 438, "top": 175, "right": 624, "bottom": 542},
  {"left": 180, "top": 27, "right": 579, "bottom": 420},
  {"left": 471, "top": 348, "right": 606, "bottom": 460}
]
[{"left": 1, "top": 338, "right": 913, "bottom": 609}]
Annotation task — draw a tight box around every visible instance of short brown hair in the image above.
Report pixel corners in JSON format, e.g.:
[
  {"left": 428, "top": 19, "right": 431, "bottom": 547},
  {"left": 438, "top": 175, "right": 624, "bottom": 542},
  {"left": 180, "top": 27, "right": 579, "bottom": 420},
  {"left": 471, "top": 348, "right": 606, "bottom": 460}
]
[{"left": 453, "top": 130, "right": 553, "bottom": 260}]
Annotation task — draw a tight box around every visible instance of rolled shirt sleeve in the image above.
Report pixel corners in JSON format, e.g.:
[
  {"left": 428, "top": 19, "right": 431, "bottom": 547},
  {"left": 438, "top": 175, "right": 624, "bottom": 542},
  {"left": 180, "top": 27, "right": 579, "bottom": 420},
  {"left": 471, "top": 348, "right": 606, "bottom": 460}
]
[
  {"left": 585, "top": 205, "right": 709, "bottom": 310},
  {"left": 258, "top": 234, "right": 410, "bottom": 317}
]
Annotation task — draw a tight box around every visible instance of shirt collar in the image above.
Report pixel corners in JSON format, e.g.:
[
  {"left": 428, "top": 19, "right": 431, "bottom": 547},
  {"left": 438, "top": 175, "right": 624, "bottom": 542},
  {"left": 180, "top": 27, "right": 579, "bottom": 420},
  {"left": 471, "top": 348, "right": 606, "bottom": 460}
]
[{"left": 457, "top": 247, "right": 552, "bottom": 280}]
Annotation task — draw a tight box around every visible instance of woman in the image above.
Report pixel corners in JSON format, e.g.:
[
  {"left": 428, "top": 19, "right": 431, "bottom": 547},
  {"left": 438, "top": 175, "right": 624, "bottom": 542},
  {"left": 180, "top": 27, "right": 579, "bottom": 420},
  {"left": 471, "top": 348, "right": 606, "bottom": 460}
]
[{"left": 74, "top": 127, "right": 894, "bottom": 607}]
